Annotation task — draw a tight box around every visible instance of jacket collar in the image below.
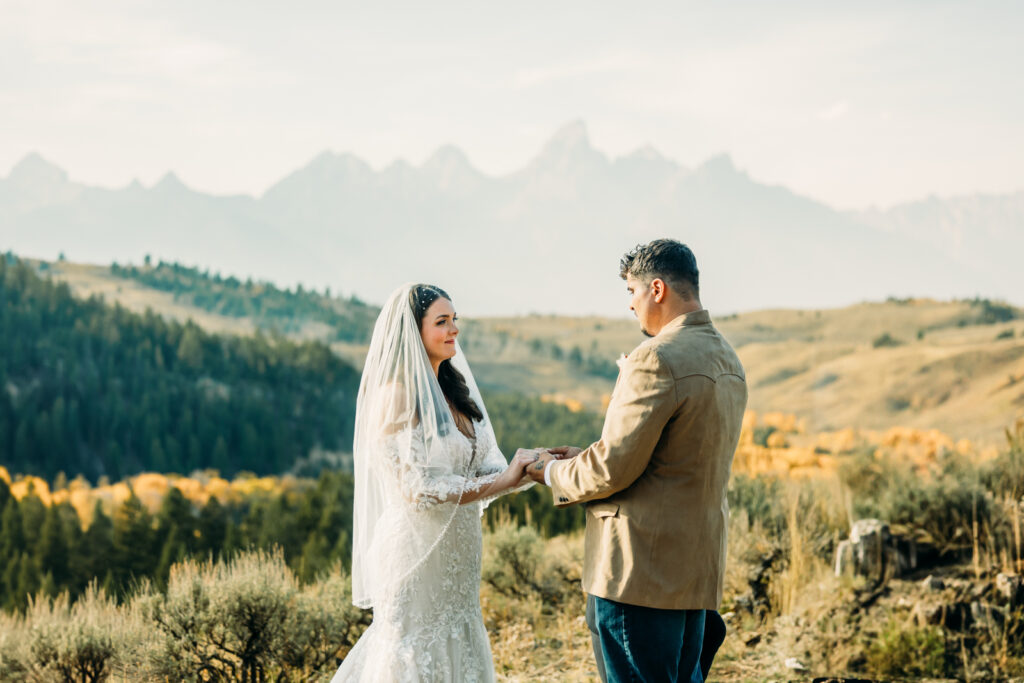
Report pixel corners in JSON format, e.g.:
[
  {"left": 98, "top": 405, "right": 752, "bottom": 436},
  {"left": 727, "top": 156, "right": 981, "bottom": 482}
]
[{"left": 660, "top": 309, "right": 710, "bottom": 335}]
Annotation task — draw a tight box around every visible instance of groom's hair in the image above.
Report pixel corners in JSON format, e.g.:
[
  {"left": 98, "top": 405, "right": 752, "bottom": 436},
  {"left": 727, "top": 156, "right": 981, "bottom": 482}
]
[{"left": 620, "top": 239, "right": 700, "bottom": 301}]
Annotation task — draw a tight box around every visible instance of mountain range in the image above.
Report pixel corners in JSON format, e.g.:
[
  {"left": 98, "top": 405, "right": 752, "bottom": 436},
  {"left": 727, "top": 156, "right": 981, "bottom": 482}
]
[{"left": 2, "top": 122, "right": 1020, "bottom": 316}]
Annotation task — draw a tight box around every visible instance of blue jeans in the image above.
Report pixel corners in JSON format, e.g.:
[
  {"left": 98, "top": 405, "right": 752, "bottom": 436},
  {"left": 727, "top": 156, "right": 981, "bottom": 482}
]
[{"left": 592, "top": 595, "right": 705, "bottom": 683}]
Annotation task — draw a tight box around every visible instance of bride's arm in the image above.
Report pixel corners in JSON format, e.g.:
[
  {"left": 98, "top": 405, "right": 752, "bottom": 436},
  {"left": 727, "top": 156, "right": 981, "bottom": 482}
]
[
  {"left": 382, "top": 428, "right": 536, "bottom": 509},
  {"left": 468, "top": 424, "right": 538, "bottom": 502},
  {"left": 443, "top": 450, "right": 537, "bottom": 504}
]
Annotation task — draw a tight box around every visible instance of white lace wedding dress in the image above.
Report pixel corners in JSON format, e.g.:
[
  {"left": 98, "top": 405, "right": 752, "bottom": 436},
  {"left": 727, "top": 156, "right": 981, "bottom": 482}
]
[{"left": 331, "top": 418, "right": 508, "bottom": 682}]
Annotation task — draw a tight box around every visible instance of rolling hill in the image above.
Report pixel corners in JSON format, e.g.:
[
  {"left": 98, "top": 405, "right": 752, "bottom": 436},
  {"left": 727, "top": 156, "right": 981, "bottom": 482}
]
[{"left": 36, "top": 256, "right": 1024, "bottom": 447}]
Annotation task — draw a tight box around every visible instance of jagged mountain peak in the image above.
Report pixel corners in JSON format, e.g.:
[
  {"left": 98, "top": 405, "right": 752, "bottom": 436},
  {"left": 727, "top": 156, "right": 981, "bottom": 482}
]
[
  {"left": 615, "top": 144, "right": 683, "bottom": 177},
  {"left": 525, "top": 120, "right": 609, "bottom": 177},
  {"left": 260, "top": 150, "right": 375, "bottom": 202},
  {"left": 7, "top": 152, "right": 69, "bottom": 187},
  {"left": 154, "top": 171, "right": 189, "bottom": 193},
  {"left": 538, "top": 120, "right": 593, "bottom": 158},
  {"left": 306, "top": 150, "right": 372, "bottom": 174},
  {"left": 547, "top": 119, "right": 589, "bottom": 146},
  {"left": 623, "top": 144, "right": 666, "bottom": 162},
  {"left": 422, "top": 145, "right": 477, "bottom": 174},
  {"left": 421, "top": 145, "right": 483, "bottom": 192},
  {"left": 696, "top": 153, "right": 737, "bottom": 174}
]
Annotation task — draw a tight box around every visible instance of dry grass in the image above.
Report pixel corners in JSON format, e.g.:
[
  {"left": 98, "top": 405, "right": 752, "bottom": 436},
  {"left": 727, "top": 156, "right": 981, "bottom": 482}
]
[
  {"left": 41, "top": 258, "right": 1024, "bottom": 444},
  {"left": 42, "top": 260, "right": 256, "bottom": 337},
  {"left": 483, "top": 527, "right": 598, "bottom": 681}
]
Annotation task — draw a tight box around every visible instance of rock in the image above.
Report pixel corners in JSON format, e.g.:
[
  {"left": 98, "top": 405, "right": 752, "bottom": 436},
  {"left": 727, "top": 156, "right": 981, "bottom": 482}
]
[
  {"left": 914, "top": 602, "right": 940, "bottom": 624},
  {"left": 922, "top": 574, "right": 945, "bottom": 591},
  {"left": 919, "top": 601, "right": 973, "bottom": 631},
  {"left": 784, "top": 657, "right": 807, "bottom": 671},
  {"left": 737, "top": 549, "right": 782, "bottom": 620},
  {"left": 834, "top": 519, "right": 916, "bottom": 582},
  {"left": 996, "top": 572, "right": 1023, "bottom": 606},
  {"left": 970, "top": 601, "right": 1005, "bottom": 630},
  {"left": 970, "top": 581, "right": 992, "bottom": 601}
]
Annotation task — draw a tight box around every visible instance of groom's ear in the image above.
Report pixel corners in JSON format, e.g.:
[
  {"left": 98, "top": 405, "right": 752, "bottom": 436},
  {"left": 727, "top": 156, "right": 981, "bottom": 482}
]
[{"left": 651, "top": 278, "right": 667, "bottom": 303}]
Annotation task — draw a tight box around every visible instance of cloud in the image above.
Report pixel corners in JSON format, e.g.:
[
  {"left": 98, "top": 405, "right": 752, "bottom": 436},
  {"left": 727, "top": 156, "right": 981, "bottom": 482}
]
[
  {"left": 817, "top": 101, "right": 849, "bottom": 121},
  {"left": 2, "top": 0, "right": 265, "bottom": 87},
  {"left": 514, "top": 53, "right": 652, "bottom": 89}
]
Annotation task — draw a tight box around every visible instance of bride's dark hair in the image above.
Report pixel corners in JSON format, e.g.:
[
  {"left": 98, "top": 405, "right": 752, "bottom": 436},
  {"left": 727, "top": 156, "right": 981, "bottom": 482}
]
[{"left": 409, "top": 284, "right": 483, "bottom": 423}]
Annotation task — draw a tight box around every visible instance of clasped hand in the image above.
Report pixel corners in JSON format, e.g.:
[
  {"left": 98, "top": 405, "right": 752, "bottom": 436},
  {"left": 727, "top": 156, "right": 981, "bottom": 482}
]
[{"left": 510, "top": 445, "right": 582, "bottom": 485}]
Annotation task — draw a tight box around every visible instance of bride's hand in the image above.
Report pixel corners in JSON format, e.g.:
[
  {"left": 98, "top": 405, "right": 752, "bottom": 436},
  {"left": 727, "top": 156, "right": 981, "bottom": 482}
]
[{"left": 501, "top": 449, "right": 540, "bottom": 488}]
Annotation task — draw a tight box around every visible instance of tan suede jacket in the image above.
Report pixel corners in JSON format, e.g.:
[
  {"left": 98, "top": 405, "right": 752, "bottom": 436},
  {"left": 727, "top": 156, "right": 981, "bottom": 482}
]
[{"left": 549, "top": 309, "right": 747, "bottom": 609}]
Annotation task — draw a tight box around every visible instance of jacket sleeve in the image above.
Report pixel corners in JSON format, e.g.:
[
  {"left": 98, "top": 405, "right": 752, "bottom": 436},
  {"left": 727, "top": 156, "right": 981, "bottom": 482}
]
[{"left": 548, "top": 344, "right": 676, "bottom": 506}]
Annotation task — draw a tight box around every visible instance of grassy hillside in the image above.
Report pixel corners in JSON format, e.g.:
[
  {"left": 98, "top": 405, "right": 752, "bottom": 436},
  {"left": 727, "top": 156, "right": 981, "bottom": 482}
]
[
  {"left": 41, "top": 257, "right": 1024, "bottom": 445},
  {"left": 720, "top": 298, "right": 1024, "bottom": 443},
  {"left": 423, "top": 300, "right": 1024, "bottom": 446},
  {"left": 0, "top": 256, "right": 360, "bottom": 483}
]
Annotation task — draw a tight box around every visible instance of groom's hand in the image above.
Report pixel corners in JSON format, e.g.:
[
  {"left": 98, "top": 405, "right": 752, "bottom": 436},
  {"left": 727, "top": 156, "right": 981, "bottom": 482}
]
[
  {"left": 527, "top": 450, "right": 555, "bottom": 484},
  {"left": 547, "top": 445, "right": 582, "bottom": 460}
]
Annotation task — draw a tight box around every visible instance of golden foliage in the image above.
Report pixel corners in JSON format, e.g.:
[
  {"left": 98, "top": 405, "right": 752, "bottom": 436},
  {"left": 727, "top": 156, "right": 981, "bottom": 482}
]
[
  {"left": 732, "top": 411, "right": 995, "bottom": 480},
  {"left": 540, "top": 394, "right": 585, "bottom": 413},
  {"left": 5, "top": 411, "right": 1010, "bottom": 530},
  {"left": 9, "top": 476, "right": 52, "bottom": 504},
  {"left": 9, "top": 469, "right": 307, "bottom": 529}
]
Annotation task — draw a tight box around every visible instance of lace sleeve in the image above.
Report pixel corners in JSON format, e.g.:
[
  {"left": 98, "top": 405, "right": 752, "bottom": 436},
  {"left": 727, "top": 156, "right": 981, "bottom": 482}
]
[
  {"left": 381, "top": 427, "right": 503, "bottom": 511},
  {"left": 474, "top": 424, "right": 535, "bottom": 507},
  {"left": 474, "top": 421, "right": 508, "bottom": 477}
]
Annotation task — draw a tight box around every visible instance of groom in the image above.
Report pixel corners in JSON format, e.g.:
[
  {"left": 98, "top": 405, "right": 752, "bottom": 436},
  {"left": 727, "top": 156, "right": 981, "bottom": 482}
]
[{"left": 526, "top": 239, "right": 747, "bottom": 682}]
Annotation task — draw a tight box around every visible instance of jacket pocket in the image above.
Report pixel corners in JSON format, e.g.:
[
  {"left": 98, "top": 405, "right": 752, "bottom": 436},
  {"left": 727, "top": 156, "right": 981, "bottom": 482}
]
[{"left": 588, "top": 502, "right": 620, "bottom": 519}]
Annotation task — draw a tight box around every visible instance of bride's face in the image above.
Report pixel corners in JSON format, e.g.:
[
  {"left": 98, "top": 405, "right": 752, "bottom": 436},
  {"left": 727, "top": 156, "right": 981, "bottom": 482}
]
[{"left": 420, "top": 297, "right": 459, "bottom": 366}]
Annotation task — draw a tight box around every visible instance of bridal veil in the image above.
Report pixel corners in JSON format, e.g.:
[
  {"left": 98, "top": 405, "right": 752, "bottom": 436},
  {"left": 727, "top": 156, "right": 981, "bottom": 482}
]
[{"left": 350, "top": 283, "right": 501, "bottom": 610}]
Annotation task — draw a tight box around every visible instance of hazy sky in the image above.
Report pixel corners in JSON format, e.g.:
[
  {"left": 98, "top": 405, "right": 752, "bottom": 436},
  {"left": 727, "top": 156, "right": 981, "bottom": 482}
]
[{"left": 2, "top": 0, "right": 1022, "bottom": 209}]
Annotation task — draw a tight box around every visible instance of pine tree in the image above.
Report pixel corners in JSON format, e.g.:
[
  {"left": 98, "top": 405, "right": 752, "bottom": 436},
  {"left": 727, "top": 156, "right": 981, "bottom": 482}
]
[
  {"left": 150, "top": 437, "right": 167, "bottom": 473},
  {"left": 0, "top": 478, "right": 11, "bottom": 511},
  {"left": 105, "top": 442, "right": 124, "bottom": 480},
  {"left": 211, "top": 437, "right": 230, "bottom": 476},
  {"left": 298, "top": 532, "right": 329, "bottom": 583},
  {"left": 36, "top": 503, "right": 70, "bottom": 591},
  {"left": 155, "top": 524, "right": 186, "bottom": 589},
  {"left": 331, "top": 529, "right": 351, "bottom": 571},
  {"left": 61, "top": 502, "right": 88, "bottom": 596},
  {"left": 176, "top": 325, "right": 204, "bottom": 371},
  {"left": 197, "top": 497, "right": 227, "bottom": 560},
  {"left": 14, "top": 552, "right": 40, "bottom": 611},
  {"left": 111, "top": 493, "right": 154, "bottom": 593},
  {"left": 18, "top": 493, "right": 45, "bottom": 545},
  {"left": 0, "top": 257, "right": 360, "bottom": 483},
  {"left": 223, "top": 522, "right": 243, "bottom": 559},
  {"left": 0, "top": 499, "right": 25, "bottom": 567},
  {"left": 100, "top": 570, "right": 116, "bottom": 598},
  {"left": 13, "top": 422, "right": 31, "bottom": 471},
  {"left": 156, "top": 486, "right": 196, "bottom": 555},
  {"left": 78, "top": 501, "right": 111, "bottom": 581},
  {"left": 39, "top": 570, "right": 57, "bottom": 598},
  {"left": 1, "top": 552, "right": 19, "bottom": 609}
]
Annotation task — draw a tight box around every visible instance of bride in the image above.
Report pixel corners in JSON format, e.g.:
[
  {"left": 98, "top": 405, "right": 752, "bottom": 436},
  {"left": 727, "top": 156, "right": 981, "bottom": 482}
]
[{"left": 332, "top": 283, "right": 539, "bottom": 682}]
